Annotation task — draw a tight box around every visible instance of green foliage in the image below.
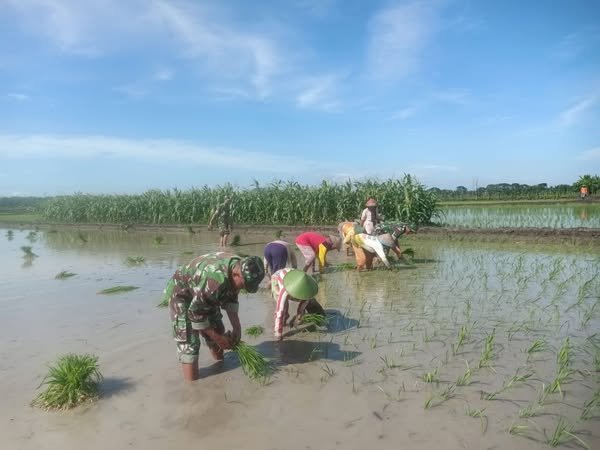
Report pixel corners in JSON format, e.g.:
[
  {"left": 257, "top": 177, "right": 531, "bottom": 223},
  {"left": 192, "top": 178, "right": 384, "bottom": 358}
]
[
  {"left": 233, "top": 342, "right": 272, "bottom": 382},
  {"left": 55, "top": 271, "right": 76, "bottom": 279},
  {"left": 125, "top": 256, "right": 145, "bottom": 265},
  {"left": 245, "top": 325, "right": 265, "bottom": 337},
  {"left": 301, "top": 313, "right": 329, "bottom": 327},
  {"left": 42, "top": 176, "right": 439, "bottom": 226},
  {"left": 33, "top": 353, "right": 102, "bottom": 410}
]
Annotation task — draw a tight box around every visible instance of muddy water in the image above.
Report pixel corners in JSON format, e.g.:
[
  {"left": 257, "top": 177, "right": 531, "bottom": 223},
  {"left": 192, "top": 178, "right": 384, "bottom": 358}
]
[{"left": 1, "top": 227, "right": 599, "bottom": 450}]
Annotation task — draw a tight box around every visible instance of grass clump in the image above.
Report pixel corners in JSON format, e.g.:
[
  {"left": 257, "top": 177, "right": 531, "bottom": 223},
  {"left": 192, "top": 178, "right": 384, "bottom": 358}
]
[
  {"left": 125, "top": 256, "right": 145, "bottom": 265},
  {"left": 55, "top": 271, "right": 76, "bottom": 279},
  {"left": 245, "top": 325, "right": 265, "bottom": 337},
  {"left": 233, "top": 341, "right": 272, "bottom": 382},
  {"left": 97, "top": 286, "right": 139, "bottom": 295},
  {"left": 32, "top": 353, "right": 102, "bottom": 410},
  {"left": 301, "top": 313, "right": 328, "bottom": 327}
]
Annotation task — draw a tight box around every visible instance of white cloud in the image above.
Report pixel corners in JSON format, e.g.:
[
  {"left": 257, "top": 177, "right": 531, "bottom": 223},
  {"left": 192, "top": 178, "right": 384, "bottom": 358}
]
[
  {"left": 390, "top": 107, "right": 417, "bottom": 120},
  {"left": 576, "top": 147, "right": 600, "bottom": 161},
  {"left": 3, "top": 0, "right": 284, "bottom": 98},
  {"left": 367, "top": 2, "right": 436, "bottom": 80},
  {"left": 0, "top": 134, "right": 322, "bottom": 174},
  {"left": 153, "top": 68, "right": 174, "bottom": 81},
  {"left": 559, "top": 95, "right": 599, "bottom": 127},
  {"left": 296, "top": 74, "right": 340, "bottom": 111},
  {"left": 6, "top": 93, "right": 30, "bottom": 101}
]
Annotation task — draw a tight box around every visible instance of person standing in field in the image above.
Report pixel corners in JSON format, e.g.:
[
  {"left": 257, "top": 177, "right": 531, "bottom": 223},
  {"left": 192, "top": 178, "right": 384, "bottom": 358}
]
[
  {"left": 208, "top": 196, "right": 232, "bottom": 247},
  {"left": 295, "top": 231, "right": 341, "bottom": 273},
  {"left": 263, "top": 239, "right": 298, "bottom": 276},
  {"left": 360, "top": 198, "right": 380, "bottom": 235},
  {"left": 271, "top": 268, "right": 325, "bottom": 341},
  {"left": 164, "top": 251, "right": 265, "bottom": 381}
]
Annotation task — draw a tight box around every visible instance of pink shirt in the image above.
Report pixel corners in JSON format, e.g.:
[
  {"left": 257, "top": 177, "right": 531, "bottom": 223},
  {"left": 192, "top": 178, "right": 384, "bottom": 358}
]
[{"left": 295, "top": 232, "right": 328, "bottom": 251}]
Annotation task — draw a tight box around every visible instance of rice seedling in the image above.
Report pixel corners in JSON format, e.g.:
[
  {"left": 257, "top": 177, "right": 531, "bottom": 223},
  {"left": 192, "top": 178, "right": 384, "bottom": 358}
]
[
  {"left": 232, "top": 342, "right": 272, "bottom": 383},
  {"left": 6, "top": 230, "right": 14, "bottom": 240},
  {"left": 21, "top": 246, "right": 37, "bottom": 258},
  {"left": 455, "top": 361, "right": 472, "bottom": 386},
  {"left": 482, "top": 372, "right": 532, "bottom": 400},
  {"left": 125, "top": 256, "right": 145, "bottom": 265},
  {"left": 452, "top": 323, "right": 473, "bottom": 355},
  {"left": 26, "top": 230, "right": 38, "bottom": 242},
  {"left": 508, "top": 423, "right": 530, "bottom": 436},
  {"left": 154, "top": 236, "right": 164, "bottom": 245},
  {"left": 320, "top": 363, "right": 335, "bottom": 379},
  {"left": 422, "top": 367, "right": 439, "bottom": 383},
  {"left": 546, "top": 365, "right": 574, "bottom": 395},
  {"left": 32, "top": 353, "right": 102, "bottom": 410},
  {"left": 519, "top": 402, "right": 543, "bottom": 418},
  {"left": 231, "top": 234, "right": 241, "bottom": 246},
  {"left": 526, "top": 338, "right": 546, "bottom": 358},
  {"left": 379, "top": 355, "right": 404, "bottom": 370},
  {"left": 545, "top": 417, "right": 590, "bottom": 449},
  {"left": 301, "top": 313, "right": 328, "bottom": 327},
  {"left": 245, "top": 325, "right": 264, "bottom": 337},
  {"left": 580, "top": 389, "right": 600, "bottom": 421},
  {"left": 466, "top": 406, "right": 488, "bottom": 433},
  {"left": 557, "top": 337, "right": 572, "bottom": 370},
  {"left": 55, "top": 271, "right": 76, "bottom": 279},
  {"left": 478, "top": 329, "right": 496, "bottom": 368},
  {"left": 97, "top": 286, "right": 139, "bottom": 295},
  {"left": 424, "top": 384, "right": 455, "bottom": 409}
]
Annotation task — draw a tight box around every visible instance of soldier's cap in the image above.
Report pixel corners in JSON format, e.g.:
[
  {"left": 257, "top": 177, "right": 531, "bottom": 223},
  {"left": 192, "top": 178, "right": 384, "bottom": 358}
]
[
  {"left": 283, "top": 269, "right": 318, "bottom": 301},
  {"left": 240, "top": 256, "right": 265, "bottom": 293}
]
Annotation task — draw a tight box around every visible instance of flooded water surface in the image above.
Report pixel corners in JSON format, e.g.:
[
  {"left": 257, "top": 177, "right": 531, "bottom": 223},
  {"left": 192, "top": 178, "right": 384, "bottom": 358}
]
[{"left": 1, "top": 227, "right": 599, "bottom": 450}]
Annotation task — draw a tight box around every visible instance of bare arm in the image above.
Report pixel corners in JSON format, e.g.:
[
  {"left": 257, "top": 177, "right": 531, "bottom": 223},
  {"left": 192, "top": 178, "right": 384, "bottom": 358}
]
[{"left": 226, "top": 309, "right": 242, "bottom": 343}]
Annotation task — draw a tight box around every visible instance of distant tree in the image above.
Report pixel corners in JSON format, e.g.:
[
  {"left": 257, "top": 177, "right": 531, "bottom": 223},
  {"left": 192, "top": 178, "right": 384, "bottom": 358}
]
[
  {"left": 574, "top": 175, "right": 600, "bottom": 194},
  {"left": 456, "top": 186, "right": 468, "bottom": 194}
]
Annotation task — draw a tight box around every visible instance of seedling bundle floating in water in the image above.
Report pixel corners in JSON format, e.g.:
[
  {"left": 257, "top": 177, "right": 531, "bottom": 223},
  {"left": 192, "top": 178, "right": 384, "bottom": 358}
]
[
  {"left": 233, "top": 341, "right": 272, "bottom": 382},
  {"left": 245, "top": 325, "right": 265, "bottom": 337},
  {"left": 97, "top": 286, "right": 139, "bottom": 295},
  {"left": 301, "top": 313, "right": 329, "bottom": 327}
]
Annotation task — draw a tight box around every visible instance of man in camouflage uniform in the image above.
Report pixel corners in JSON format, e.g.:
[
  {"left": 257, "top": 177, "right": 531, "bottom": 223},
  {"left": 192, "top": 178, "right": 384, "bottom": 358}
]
[
  {"left": 165, "top": 251, "right": 265, "bottom": 381},
  {"left": 208, "top": 196, "right": 232, "bottom": 247}
]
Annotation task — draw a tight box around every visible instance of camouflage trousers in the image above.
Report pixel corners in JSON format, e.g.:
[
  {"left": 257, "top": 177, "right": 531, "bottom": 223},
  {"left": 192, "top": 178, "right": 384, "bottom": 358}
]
[{"left": 169, "top": 295, "right": 225, "bottom": 363}]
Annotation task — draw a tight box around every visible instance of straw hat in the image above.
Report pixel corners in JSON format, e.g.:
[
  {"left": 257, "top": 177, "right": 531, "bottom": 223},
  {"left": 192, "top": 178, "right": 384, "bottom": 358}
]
[
  {"left": 365, "top": 198, "right": 377, "bottom": 207},
  {"left": 283, "top": 269, "right": 318, "bottom": 301}
]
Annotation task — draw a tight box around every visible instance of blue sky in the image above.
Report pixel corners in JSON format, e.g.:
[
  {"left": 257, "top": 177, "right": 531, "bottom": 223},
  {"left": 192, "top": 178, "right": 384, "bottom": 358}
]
[{"left": 1, "top": 0, "right": 599, "bottom": 196}]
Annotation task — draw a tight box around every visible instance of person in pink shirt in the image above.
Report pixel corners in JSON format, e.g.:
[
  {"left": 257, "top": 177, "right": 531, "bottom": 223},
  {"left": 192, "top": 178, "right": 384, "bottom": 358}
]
[{"left": 295, "top": 231, "right": 341, "bottom": 273}]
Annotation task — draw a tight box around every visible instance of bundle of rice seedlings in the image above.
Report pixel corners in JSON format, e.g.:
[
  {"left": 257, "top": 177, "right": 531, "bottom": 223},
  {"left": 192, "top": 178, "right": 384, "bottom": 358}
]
[
  {"left": 231, "top": 234, "right": 241, "bottom": 246},
  {"left": 245, "top": 325, "right": 265, "bottom": 337},
  {"left": 55, "top": 271, "right": 76, "bottom": 279},
  {"left": 125, "top": 256, "right": 145, "bottom": 265},
  {"left": 97, "top": 285, "right": 139, "bottom": 295},
  {"left": 233, "top": 341, "right": 272, "bottom": 382},
  {"left": 33, "top": 353, "right": 102, "bottom": 410},
  {"left": 154, "top": 236, "right": 164, "bottom": 245},
  {"left": 301, "top": 313, "right": 328, "bottom": 327}
]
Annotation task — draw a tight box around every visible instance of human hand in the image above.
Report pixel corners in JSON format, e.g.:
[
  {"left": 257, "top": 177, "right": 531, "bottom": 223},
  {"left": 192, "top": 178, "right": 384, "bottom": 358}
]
[{"left": 226, "top": 329, "right": 241, "bottom": 345}]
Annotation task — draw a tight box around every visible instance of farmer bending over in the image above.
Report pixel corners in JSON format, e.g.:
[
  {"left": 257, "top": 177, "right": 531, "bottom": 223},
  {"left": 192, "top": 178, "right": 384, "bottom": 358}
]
[
  {"left": 351, "top": 225, "right": 411, "bottom": 271},
  {"left": 271, "top": 268, "right": 325, "bottom": 341},
  {"left": 165, "top": 252, "right": 265, "bottom": 381},
  {"left": 263, "top": 239, "right": 298, "bottom": 276},
  {"left": 295, "top": 231, "right": 341, "bottom": 273}
]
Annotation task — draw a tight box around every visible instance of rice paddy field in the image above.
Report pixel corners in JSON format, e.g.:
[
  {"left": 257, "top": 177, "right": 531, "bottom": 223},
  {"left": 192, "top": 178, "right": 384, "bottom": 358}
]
[
  {"left": 438, "top": 203, "right": 600, "bottom": 229},
  {"left": 1, "top": 225, "right": 598, "bottom": 450}
]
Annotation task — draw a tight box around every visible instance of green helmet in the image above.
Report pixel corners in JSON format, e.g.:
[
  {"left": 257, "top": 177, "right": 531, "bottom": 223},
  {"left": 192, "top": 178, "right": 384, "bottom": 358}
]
[{"left": 240, "top": 256, "right": 265, "bottom": 293}]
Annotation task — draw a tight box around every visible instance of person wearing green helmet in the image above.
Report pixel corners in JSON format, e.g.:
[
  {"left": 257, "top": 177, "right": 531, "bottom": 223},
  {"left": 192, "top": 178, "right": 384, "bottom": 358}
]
[
  {"left": 271, "top": 268, "right": 325, "bottom": 340},
  {"left": 164, "top": 251, "right": 265, "bottom": 381}
]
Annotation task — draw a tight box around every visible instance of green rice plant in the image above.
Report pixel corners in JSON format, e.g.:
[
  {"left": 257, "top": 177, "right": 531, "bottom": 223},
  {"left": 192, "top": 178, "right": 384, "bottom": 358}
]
[
  {"left": 231, "top": 234, "right": 241, "bottom": 246},
  {"left": 466, "top": 406, "right": 488, "bottom": 433},
  {"left": 526, "top": 338, "right": 546, "bottom": 359},
  {"left": 557, "top": 337, "right": 572, "bottom": 370},
  {"left": 6, "top": 230, "right": 14, "bottom": 240},
  {"left": 580, "top": 389, "right": 600, "bottom": 421},
  {"left": 452, "top": 323, "right": 473, "bottom": 355},
  {"left": 55, "top": 271, "right": 76, "bottom": 279},
  {"left": 379, "top": 354, "right": 404, "bottom": 370},
  {"left": 32, "top": 353, "right": 102, "bottom": 410},
  {"left": 456, "top": 361, "right": 472, "bottom": 386},
  {"left": 125, "top": 256, "right": 145, "bottom": 265},
  {"left": 320, "top": 363, "right": 335, "bottom": 380},
  {"left": 422, "top": 367, "right": 439, "bottom": 383},
  {"left": 154, "top": 235, "right": 164, "bottom": 245},
  {"left": 519, "top": 403, "right": 543, "bottom": 418},
  {"left": 97, "top": 286, "right": 139, "bottom": 295},
  {"left": 301, "top": 313, "right": 328, "bottom": 327},
  {"left": 478, "top": 329, "right": 496, "bottom": 368},
  {"left": 424, "top": 384, "right": 455, "bottom": 409},
  {"left": 545, "top": 417, "right": 590, "bottom": 449},
  {"left": 245, "top": 325, "right": 264, "bottom": 337},
  {"left": 508, "top": 423, "right": 530, "bottom": 436},
  {"left": 232, "top": 342, "right": 272, "bottom": 383},
  {"left": 21, "top": 245, "right": 37, "bottom": 258},
  {"left": 546, "top": 365, "right": 574, "bottom": 395}
]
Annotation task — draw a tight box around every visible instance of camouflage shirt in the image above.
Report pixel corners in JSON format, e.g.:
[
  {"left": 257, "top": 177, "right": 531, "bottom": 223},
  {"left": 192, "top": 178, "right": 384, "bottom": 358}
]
[
  {"left": 164, "top": 252, "right": 240, "bottom": 330},
  {"left": 213, "top": 201, "right": 232, "bottom": 228}
]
